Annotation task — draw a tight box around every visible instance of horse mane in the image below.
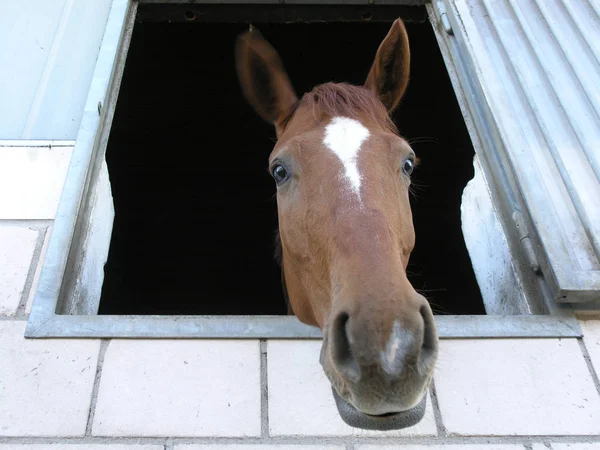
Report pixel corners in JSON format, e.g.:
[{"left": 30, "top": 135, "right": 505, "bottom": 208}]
[{"left": 300, "top": 82, "right": 398, "bottom": 134}]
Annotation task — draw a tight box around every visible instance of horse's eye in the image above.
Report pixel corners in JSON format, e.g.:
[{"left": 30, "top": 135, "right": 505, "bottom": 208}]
[
  {"left": 272, "top": 164, "right": 289, "bottom": 184},
  {"left": 402, "top": 158, "right": 415, "bottom": 176}
]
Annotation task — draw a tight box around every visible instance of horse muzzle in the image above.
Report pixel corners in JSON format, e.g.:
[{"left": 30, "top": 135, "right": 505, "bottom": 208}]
[{"left": 331, "top": 387, "right": 427, "bottom": 430}]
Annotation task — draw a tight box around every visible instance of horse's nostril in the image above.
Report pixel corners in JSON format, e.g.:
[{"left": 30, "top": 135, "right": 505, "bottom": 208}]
[{"left": 331, "top": 312, "right": 361, "bottom": 383}]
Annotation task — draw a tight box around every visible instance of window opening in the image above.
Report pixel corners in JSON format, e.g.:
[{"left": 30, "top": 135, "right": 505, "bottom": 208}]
[{"left": 98, "top": 7, "right": 485, "bottom": 316}]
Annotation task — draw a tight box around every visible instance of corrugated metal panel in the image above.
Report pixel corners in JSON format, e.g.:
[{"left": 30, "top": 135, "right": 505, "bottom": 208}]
[
  {"left": 0, "top": 0, "right": 113, "bottom": 140},
  {"left": 438, "top": 0, "right": 600, "bottom": 302}
]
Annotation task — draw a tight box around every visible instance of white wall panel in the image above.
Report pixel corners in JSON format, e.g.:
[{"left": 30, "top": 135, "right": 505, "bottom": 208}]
[{"left": 0, "top": 0, "right": 113, "bottom": 139}]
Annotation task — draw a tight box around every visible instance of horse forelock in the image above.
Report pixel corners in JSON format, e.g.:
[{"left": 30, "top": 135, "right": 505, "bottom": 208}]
[{"left": 299, "top": 82, "right": 397, "bottom": 134}]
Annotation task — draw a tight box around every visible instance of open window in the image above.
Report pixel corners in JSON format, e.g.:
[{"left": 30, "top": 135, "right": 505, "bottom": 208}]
[{"left": 26, "top": 0, "right": 596, "bottom": 339}]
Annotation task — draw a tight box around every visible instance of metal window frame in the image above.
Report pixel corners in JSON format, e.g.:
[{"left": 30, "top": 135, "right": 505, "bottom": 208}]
[{"left": 25, "top": 0, "right": 582, "bottom": 339}]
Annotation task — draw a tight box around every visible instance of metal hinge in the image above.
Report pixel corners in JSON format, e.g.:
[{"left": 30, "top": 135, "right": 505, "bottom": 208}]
[
  {"left": 512, "top": 211, "right": 542, "bottom": 275},
  {"left": 435, "top": 1, "right": 454, "bottom": 36}
]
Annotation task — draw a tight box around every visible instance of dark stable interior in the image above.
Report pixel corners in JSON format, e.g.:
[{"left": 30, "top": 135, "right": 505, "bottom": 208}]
[{"left": 99, "top": 7, "right": 486, "bottom": 316}]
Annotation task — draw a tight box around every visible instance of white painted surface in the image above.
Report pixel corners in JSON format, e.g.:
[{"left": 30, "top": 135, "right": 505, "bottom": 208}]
[
  {"left": 533, "top": 446, "right": 600, "bottom": 450},
  {"left": 323, "top": 117, "right": 370, "bottom": 199},
  {"left": 580, "top": 320, "right": 600, "bottom": 379},
  {"left": 0, "top": 321, "right": 100, "bottom": 437},
  {"left": 435, "top": 338, "right": 600, "bottom": 435},
  {"left": 548, "top": 445, "right": 600, "bottom": 450},
  {"left": 66, "top": 160, "right": 114, "bottom": 315},
  {"left": 267, "top": 340, "right": 437, "bottom": 437},
  {"left": 176, "top": 447, "right": 345, "bottom": 450},
  {"left": 461, "top": 155, "right": 528, "bottom": 314},
  {"left": 0, "top": 0, "right": 66, "bottom": 138},
  {"left": 0, "top": 0, "right": 113, "bottom": 139},
  {"left": 0, "top": 227, "right": 38, "bottom": 314},
  {"left": 0, "top": 144, "right": 73, "bottom": 219},
  {"left": 0, "top": 447, "right": 162, "bottom": 450},
  {"left": 0, "top": 140, "right": 75, "bottom": 147},
  {"left": 359, "top": 446, "right": 523, "bottom": 450},
  {"left": 93, "top": 340, "right": 261, "bottom": 437}
]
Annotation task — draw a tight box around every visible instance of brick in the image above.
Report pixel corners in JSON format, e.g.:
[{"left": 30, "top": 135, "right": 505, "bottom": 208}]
[
  {"left": 0, "top": 446, "right": 162, "bottom": 450},
  {"left": 358, "top": 446, "right": 524, "bottom": 450},
  {"left": 93, "top": 340, "right": 261, "bottom": 437},
  {"left": 176, "top": 446, "right": 345, "bottom": 450},
  {"left": 580, "top": 320, "right": 600, "bottom": 380},
  {"left": 435, "top": 339, "right": 600, "bottom": 435},
  {"left": 0, "top": 146, "right": 72, "bottom": 219},
  {"left": 533, "top": 445, "right": 600, "bottom": 450},
  {"left": 0, "top": 321, "right": 100, "bottom": 436},
  {"left": 0, "top": 226, "right": 38, "bottom": 315},
  {"left": 267, "top": 340, "right": 437, "bottom": 437},
  {"left": 552, "top": 445, "right": 600, "bottom": 450},
  {"left": 25, "top": 224, "right": 52, "bottom": 313}
]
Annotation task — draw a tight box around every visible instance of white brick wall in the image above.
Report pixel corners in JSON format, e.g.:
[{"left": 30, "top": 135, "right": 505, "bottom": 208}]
[
  {"left": 358, "top": 446, "right": 524, "bottom": 450},
  {"left": 175, "top": 447, "right": 345, "bottom": 450},
  {"left": 93, "top": 340, "right": 261, "bottom": 437},
  {"left": 0, "top": 446, "right": 163, "bottom": 450},
  {"left": 0, "top": 322, "right": 100, "bottom": 437},
  {"left": 0, "top": 142, "right": 66, "bottom": 317},
  {"left": 581, "top": 320, "right": 600, "bottom": 377},
  {"left": 0, "top": 226, "right": 39, "bottom": 315},
  {"left": 434, "top": 339, "right": 600, "bottom": 435},
  {"left": 1, "top": 315, "right": 599, "bottom": 446},
  {"left": 533, "top": 445, "right": 600, "bottom": 450},
  {"left": 0, "top": 144, "right": 73, "bottom": 219},
  {"left": 1, "top": 142, "right": 600, "bottom": 448}
]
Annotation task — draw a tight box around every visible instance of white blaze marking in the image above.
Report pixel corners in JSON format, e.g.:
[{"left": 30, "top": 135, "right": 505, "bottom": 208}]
[
  {"left": 323, "top": 117, "right": 370, "bottom": 198},
  {"left": 382, "top": 320, "right": 414, "bottom": 374}
]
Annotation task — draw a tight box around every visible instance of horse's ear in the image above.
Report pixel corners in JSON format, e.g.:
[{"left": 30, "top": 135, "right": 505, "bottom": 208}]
[
  {"left": 235, "top": 28, "right": 298, "bottom": 137},
  {"left": 365, "top": 18, "right": 410, "bottom": 113}
]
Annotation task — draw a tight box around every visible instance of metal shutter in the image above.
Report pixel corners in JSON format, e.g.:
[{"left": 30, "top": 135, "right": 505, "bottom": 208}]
[{"left": 431, "top": 0, "right": 600, "bottom": 303}]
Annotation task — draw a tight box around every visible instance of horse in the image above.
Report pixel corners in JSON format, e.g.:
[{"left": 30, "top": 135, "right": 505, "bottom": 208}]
[{"left": 235, "top": 18, "right": 439, "bottom": 431}]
